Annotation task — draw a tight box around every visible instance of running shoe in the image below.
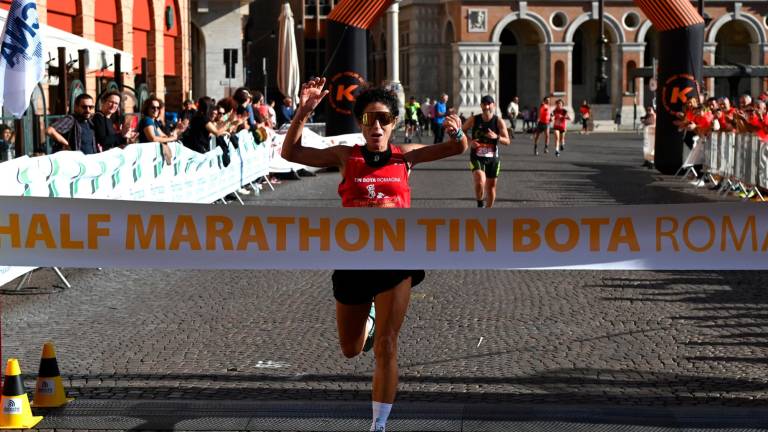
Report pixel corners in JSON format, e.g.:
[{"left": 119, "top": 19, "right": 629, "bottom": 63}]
[
  {"left": 363, "top": 305, "right": 376, "bottom": 353},
  {"left": 555, "top": 150, "right": 560, "bottom": 157},
  {"left": 544, "top": 145, "right": 549, "bottom": 154}
]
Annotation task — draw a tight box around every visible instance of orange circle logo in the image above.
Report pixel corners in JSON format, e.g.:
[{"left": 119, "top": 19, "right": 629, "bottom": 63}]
[
  {"left": 661, "top": 73, "right": 701, "bottom": 114},
  {"left": 328, "top": 71, "right": 366, "bottom": 115}
]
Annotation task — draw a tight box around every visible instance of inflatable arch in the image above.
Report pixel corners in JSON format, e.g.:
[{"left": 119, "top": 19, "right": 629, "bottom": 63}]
[{"left": 325, "top": 0, "right": 703, "bottom": 174}]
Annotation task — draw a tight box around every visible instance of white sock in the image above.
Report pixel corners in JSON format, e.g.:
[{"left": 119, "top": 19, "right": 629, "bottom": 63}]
[{"left": 370, "top": 401, "right": 392, "bottom": 431}]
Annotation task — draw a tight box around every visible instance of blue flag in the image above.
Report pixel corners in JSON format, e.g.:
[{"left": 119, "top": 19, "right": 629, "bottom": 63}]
[{"left": 0, "top": 0, "right": 44, "bottom": 118}]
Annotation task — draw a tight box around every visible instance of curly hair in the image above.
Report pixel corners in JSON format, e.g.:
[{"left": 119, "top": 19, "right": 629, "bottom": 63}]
[{"left": 353, "top": 87, "right": 399, "bottom": 121}]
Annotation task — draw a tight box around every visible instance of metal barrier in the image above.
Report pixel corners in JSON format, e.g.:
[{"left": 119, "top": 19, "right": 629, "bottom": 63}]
[{"left": 702, "top": 132, "right": 768, "bottom": 201}]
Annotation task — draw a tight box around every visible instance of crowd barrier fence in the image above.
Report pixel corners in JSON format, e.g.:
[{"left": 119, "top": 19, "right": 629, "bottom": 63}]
[{"left": 0, "top": 128, "right": 365, "bottom": 288}]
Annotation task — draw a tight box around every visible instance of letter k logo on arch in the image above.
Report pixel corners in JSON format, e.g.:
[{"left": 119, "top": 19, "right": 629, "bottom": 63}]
[{"left": 661, "top": 73, "right": 700, "bottom": 115}]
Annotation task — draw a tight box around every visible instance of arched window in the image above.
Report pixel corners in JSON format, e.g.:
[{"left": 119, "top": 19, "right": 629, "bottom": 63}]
[
  {"left": 48, "top": 0, "right": 77, "bottom": 33},
  {"left": 133, "top": 0, "right": 152, "bottom": 74},
  {"left": 95, "top": 0, "right": 119, "bottom": 47},
  {"left": 554, "top": 60, "right": 565, "bottom": 92},
  {"left": 163, "top": 0, "right": 181, "bottom": 76}
]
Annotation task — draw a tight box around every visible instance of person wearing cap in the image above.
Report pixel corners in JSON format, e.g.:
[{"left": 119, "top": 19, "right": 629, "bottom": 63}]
[{"left": 461, "top": 95, "right": 510, "bottom": 208}]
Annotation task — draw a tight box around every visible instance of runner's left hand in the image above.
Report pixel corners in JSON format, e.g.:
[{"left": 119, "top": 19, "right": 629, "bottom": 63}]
[{"left": 443, "top": 114, "right": 461, "bottom": 136}]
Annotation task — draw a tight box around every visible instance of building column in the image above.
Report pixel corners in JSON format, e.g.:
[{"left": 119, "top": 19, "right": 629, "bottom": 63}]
[
  {"left": 761, "top": 43, "right": 768, "bottom": 92},
  {"left": 455, "top": 42, "right": 501, "bottom": 116},
  {"left": 77, "top": 1, "right": 97, "bottom": 96},
  {"left": 750, "top": 43, "right": 762, "bottom": 96},
  {"left": 180, "top": 0, "right": 192, "bottom": 102},
  {"left": 118, "top": 0, "right": 136, "bottom": 111},
  {"left": 538, "top": 43, "right": 548, "bottom": 101},
  {"left": 386, "top": 0, "right": 400, "bottom": 85},
  {"left": 703, "top": 42, "right": 716, "bottom": 98},
  {"left": 621, "top": 43, "right": 643, "bottom": 129},
  {"left": 547, "top": 43, "right": 573, "bottom": 113},
  {"left": 385, "top": 0, "right": 403, "bottom": 108},
  {"left": 610, "top": 42, "right": 622, "bottom": 113},
  {"left": 148, "top": 1, "right": 165, "bottom": 97}
]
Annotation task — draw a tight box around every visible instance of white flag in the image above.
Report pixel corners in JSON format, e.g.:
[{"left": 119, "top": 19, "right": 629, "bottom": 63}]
[{"left": 0, "top": 0, "right": 44, "bottom": 118}]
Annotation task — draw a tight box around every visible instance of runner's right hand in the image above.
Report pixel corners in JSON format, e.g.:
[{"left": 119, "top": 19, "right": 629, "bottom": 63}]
[{"left": 299, "top": 77, "right": 330, "bottom": 115}]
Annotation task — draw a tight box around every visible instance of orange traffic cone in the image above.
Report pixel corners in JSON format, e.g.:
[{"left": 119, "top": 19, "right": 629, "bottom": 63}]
[
  {"left": 32, "top": 342, "right": 74, "bottom": 408},
  {"left": 0, "top": 359, "right": 43, "bottom": 429}
]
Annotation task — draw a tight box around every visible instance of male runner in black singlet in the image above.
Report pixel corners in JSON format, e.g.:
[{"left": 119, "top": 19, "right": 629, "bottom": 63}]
[{"left": 462, "top": 95, "right": 511, "bottom": 208}]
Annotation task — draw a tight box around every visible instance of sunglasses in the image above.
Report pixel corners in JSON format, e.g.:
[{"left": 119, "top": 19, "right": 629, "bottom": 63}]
[{"left": 361, "top": 112, "right": 395, "bottom": 128}]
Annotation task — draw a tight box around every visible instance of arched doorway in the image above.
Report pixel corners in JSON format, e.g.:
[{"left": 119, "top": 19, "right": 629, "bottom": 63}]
[
  {"left": 714, "top": 20, "right": 756, "bottom": 99},
  {"left": 191, "top": 22, "right": 206, "bottom": 100},
  {"left": 643, "top": 26, "right": 658, "bottom": 109},
  {"left": 440, "top": 21, "right": 455, "bottom": 101},
  {"left": 571, "top": 19, "right": 619, "bottom": 106},
  {"left": 132, "top": 0, "right": 153, "bottom": 83},
  {"left": 498, "top": 19, "right": 544, "bottom": 113}
]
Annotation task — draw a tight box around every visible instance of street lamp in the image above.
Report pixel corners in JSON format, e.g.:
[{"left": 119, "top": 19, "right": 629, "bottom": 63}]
[{"left": 595, "top": 0, "right": 609, "bottom": 103}]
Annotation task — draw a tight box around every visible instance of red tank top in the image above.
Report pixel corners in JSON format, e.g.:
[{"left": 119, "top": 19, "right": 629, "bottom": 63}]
[{"left": 338, "top": 145, "right": 411, "bottom": 208}]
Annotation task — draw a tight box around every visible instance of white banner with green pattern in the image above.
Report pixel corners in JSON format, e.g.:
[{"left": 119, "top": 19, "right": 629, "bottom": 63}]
[{"left": 0, "top": 129, "right": 270, "bottom": 286}]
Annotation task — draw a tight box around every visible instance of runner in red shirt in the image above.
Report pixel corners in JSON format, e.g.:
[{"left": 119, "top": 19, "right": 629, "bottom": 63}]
[
  {"left": 552, "top": 99, "right": 570, "bottom": 157},
  {"left": 533, "top": 96, "right": 552, "bottom": 155},
  {"left": 282, "top": 77, "right": 468, "bottom": 432},
  {"left": 578, "top": 100, "right": 591, "bottom": 135}
]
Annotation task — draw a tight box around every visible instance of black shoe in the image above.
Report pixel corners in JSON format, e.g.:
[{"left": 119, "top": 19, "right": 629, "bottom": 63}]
[{"left": 477, "top": 200, "right": 484, "bottom": 208}]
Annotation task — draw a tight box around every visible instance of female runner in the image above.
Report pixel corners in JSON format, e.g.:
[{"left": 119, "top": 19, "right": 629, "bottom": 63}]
[{"left": 282, "top": 78, "right": 467, "bottom": 432}]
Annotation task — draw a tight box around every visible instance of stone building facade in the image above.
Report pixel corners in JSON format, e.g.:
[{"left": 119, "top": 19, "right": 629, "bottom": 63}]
[
  {"left": 0, "top": 0, "right": 191, "bottom": 111},
  {"left": 190, "top": 0, "right": 252, "bottom": 101},
  {"left": 368, "top": 0, "right": 768, "bottom": 127}
]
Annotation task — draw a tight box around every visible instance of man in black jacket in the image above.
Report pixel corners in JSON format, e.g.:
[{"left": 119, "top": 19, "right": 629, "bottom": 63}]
[{"left": 93, "top": 91, "right": 136, "bottom": 151}]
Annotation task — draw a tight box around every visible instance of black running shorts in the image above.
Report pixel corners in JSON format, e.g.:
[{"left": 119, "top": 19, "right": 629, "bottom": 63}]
[
  {"left": 469, "top": 154, "right": 501, "bottom": 178},
  {"left": 536, "top": 122, "right": 549, "bottom": 132},
  {"left": 332, "top": 270, "right": 426, "bottom": 305}
]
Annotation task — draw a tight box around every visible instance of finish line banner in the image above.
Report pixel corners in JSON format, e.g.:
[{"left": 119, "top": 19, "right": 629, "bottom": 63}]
[{"left": 0, "top": 198, "right": 766, "bottom": 270}]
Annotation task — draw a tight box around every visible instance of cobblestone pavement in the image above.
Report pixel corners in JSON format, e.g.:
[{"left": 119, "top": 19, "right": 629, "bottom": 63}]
[{"left": 2, "top": 132, "right": 768, "bottom": 430}]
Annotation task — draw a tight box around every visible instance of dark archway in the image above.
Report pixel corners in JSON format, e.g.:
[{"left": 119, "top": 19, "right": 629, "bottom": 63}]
[
  {"left": 715, "top": 20, "right": 756, "bottom": 99},
  {"left": 571, "top": 20, "right": 619, "bottom": 106},
  {"left": 498, "top": 19, "right": 544, "bottom": 113}
]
